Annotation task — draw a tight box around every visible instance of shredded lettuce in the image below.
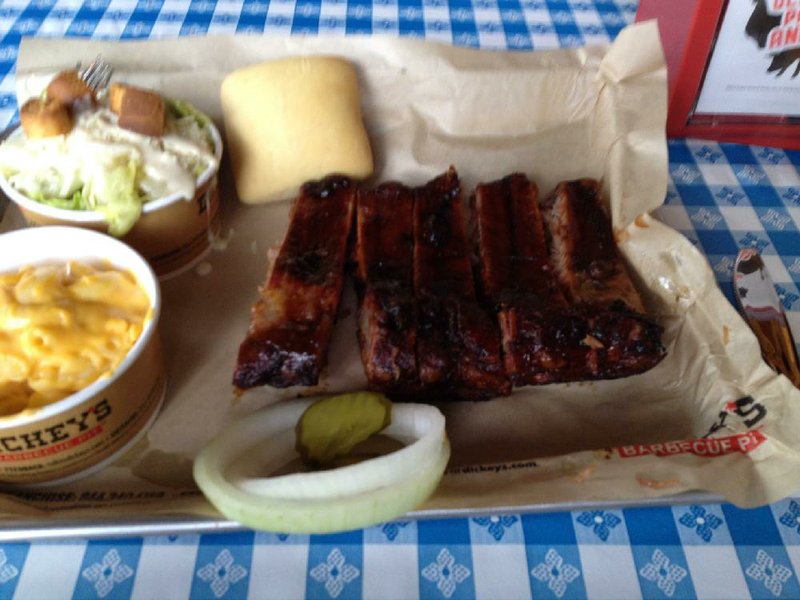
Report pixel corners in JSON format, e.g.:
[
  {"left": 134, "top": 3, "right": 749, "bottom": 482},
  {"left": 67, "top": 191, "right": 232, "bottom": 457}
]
[
  {"left": 166, "top": 98, "right": 211, "bottom": 128},
  {"left": 166, "top": 98, "right": 215, "bottom": 151},
  {"left": 31, "top": 189, "right": 86, "bottom": 211},
  {"left": 90, "top": 157, "right": 143, "bottom": 237},
  {"left": 29, "top": 161, "right": 144, "bottom": 236}
]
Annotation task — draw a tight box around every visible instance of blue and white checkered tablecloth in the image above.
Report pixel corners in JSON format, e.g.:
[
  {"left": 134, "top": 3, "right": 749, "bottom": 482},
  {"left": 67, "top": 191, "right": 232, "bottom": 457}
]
[
  {"left": 1, "top": 502, "right": 800, "bottom": 598},
  {"left": 1, "top": 1, "right": 800, "bottom": 599},
  {"left": 657, "top": 141, "right": 800, "bottom": 341},
  {"left": 0, "top": 0, "right": 638, "bottom": 126}
]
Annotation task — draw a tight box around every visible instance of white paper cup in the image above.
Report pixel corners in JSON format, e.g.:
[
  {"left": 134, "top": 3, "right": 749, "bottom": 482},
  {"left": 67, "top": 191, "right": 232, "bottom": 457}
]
[
  {"left": 0, "top": 227, "right": 165, "bottom": 486},
  {"left": 0, "top": 122, "right": 223, "bottom": 280}
]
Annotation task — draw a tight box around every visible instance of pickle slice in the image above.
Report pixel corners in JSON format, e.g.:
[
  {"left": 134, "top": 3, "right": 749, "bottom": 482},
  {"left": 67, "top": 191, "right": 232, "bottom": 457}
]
[{"left": 296, "top": 392, "right": 392, "bottom": 465}]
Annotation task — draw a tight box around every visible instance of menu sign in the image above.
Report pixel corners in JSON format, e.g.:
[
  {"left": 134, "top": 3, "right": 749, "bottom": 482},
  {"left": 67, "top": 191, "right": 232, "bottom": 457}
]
[
  {"left": 664, "top": 0, "right": 800, "bottom": 148},
  {"left": 695, "top": 0, "right": 800, "bottom": 117}
]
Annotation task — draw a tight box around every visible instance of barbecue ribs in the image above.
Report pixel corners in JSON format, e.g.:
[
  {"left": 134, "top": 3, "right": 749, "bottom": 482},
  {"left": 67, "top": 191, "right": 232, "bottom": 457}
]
[
  {"left": 414, "top": 167, "right": 510, "bottom": 400},
  {"left": 233, "top": 175, "right": 356, "bottom": 389},
  {"left": 354, "top": 182, "right": 419, "bottom": 397},
  {"left": 234, "top": 170, "right": 665, "bottom": 396},
  {"left": 473, "top": 174, "right": 665, "bottom": 385}
]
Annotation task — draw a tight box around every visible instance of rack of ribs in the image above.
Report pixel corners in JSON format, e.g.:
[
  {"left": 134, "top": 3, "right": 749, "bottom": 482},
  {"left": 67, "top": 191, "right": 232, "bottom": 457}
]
[
  {"left": 354, "top": 182, "right": 419, "bottom": 398},
  {"left": 414, "top": 167, "right": 510, "bottom": 400},
  {"left": 540, "top": 179, "right": 665, "bottom": 379},
  {"left": 233, "top": 175, "right": 356, "bottom": 389}
]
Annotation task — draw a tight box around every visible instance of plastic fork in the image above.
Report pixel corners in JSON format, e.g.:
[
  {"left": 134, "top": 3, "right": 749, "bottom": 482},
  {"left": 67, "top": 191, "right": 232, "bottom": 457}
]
[{"left": 79, "top": 56, "right": 113, "bottom": 93}]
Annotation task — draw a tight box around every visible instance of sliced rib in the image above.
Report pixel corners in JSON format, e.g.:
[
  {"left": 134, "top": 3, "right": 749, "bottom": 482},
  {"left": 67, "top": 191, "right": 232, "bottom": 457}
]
[
  {"left": 541, "top": 179, "right": 666, "bottom": 379},
  {"left": 541, "top": 179, "right": 644, "bottom": 312},
  {"left": 354, "top": 182, "right": 418, "bottom": 397},
  {"left": 472, "top": 172, "right": 563, "bottom": 309},
  {"left": 414, "top": 167, "right": 510, "bottom": 399},
  {"left": 233, "top": 176, "right": 356, "bottom": 389},
  {"left": 473, "top": 174, "right": 664, "bottom": 384},
  {"left": 473, "top": 173, "right": 587, "bottom": 385}
]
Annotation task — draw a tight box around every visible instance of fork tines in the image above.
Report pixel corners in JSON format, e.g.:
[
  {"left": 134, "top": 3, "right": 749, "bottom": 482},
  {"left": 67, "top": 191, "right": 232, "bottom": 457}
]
[{"left": 80, "top": 56, "right": 113, "bottom": 92}]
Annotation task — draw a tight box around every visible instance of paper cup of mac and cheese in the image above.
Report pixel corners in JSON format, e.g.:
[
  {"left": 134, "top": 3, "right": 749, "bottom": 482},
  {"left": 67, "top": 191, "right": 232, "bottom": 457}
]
[{"left": 0, "top": 226, "right": 165, "bottom": 485}]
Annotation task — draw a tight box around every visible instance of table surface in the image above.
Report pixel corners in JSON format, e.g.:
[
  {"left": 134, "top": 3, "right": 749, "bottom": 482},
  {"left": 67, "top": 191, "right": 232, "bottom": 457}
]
[{"left": 1, "top": 1, "right": 800, "bottom": 599}]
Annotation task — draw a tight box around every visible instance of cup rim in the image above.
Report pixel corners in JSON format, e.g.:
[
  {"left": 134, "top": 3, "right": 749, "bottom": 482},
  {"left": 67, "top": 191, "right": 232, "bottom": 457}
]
[
  {"left": 0, "top": 117, "right": 223, "bottom": 225},
  {"left": 0, "top": 226, "right": 161, "bottom": 426}
]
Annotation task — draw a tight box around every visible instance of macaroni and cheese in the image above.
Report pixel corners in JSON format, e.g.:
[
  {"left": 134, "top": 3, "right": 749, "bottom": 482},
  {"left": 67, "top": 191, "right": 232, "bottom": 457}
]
[{"left": 0, "top": 261, "right": 151, "bottom": 416}]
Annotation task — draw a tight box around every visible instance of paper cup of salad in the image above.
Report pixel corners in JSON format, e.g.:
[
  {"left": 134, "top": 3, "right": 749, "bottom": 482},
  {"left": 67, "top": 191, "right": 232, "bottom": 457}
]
[{"left": 0, "top": 71, "right": 222, "bottom": 279}]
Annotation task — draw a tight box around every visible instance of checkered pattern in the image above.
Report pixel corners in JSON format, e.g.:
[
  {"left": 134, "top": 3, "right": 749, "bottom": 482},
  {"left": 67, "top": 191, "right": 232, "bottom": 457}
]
[
  {"left": 1, "top": 0, "right": 800, "bottom": 598},
  {"left": 0, "top": 503, "right": 798, "bottom": 598},
  {"left": 0, "top": 0, "right": 637, "bottom": 128},
  {"left": 655, "top": 140, "right": 800, "bottom": 343}
]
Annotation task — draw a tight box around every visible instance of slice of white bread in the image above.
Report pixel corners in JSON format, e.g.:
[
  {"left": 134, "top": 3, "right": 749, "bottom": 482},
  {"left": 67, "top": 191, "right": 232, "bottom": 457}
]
[{"left": 220, "top": 56, "right": 373, "bottom": 204}]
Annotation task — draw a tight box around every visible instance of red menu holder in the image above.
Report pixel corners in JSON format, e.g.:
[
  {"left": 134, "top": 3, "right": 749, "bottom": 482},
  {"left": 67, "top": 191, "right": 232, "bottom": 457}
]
[{"left": 638, "top": 0, "right": 800, "bottom": 149}]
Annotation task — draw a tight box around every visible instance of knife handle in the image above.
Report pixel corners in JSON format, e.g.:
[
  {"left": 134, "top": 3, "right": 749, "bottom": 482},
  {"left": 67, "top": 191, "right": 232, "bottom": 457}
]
[{"left": 751, "top": 318, "right": 800, "bottom": 388}]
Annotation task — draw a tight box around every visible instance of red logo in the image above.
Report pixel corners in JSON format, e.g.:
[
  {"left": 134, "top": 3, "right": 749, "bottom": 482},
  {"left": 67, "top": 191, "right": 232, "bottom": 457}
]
[
  {"left": 617, "top": 430, "right": 767, "bottom": 458},
  {"left": 0, "top": 425, "right": 104, "bottom": 462}
]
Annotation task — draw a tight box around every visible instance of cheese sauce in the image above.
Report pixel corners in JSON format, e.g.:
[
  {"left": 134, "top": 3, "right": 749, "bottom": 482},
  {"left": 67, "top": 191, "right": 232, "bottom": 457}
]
[{"left": 0, "top": 261, "right": 151, "bottom": 416}]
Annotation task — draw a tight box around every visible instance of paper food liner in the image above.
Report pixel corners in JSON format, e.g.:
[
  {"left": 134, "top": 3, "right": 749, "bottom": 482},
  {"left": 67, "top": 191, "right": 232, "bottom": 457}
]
[{"left": 1, "top": 21, "right": 799, "bottom": 523}]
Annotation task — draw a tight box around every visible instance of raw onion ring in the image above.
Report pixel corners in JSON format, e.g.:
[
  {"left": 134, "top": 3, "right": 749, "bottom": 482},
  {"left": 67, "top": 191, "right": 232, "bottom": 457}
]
[{"left": 193, "top": 398, "right": 449, "bottom": 533}]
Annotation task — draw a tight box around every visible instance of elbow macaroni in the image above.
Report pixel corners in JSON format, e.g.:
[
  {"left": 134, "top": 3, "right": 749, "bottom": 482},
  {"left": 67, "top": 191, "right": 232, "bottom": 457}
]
[{"left": 0, "top": 261, "right": 151, "bottom": 416}]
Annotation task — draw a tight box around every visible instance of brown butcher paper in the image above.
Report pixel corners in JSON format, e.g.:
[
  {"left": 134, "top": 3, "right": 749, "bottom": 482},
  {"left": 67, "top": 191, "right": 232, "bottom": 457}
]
[{"left": 1, "top": 21, "right": 799, "bottom": 524}]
